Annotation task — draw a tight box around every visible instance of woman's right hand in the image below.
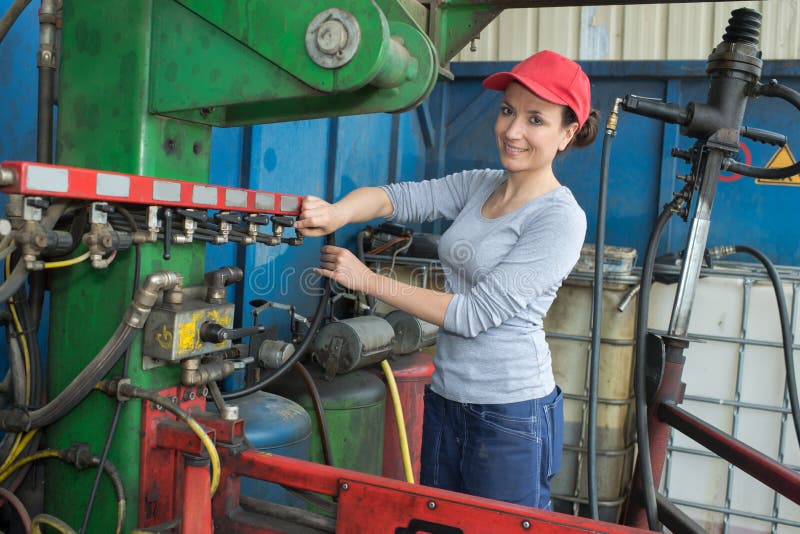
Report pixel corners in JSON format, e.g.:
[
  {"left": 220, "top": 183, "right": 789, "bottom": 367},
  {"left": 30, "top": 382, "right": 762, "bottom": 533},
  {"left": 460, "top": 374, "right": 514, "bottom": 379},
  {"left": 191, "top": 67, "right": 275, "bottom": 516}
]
[{"left": 294, "top": 195, "right": 349, "bottom": 237}]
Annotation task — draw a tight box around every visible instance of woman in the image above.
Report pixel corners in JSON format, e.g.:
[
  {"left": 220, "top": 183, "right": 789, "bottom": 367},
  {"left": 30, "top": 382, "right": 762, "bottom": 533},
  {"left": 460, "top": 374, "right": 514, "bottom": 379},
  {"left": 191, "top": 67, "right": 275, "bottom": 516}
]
[{"left": 294, "top": 50, "right": 598, "bottom": 510}]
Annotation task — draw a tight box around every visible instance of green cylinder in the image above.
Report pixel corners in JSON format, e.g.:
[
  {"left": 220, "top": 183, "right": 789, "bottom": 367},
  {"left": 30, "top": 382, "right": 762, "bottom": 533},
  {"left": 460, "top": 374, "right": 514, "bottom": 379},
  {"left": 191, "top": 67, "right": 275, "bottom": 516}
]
[{"left": 266, "top": 363, "right": 385, "bottom": 474}]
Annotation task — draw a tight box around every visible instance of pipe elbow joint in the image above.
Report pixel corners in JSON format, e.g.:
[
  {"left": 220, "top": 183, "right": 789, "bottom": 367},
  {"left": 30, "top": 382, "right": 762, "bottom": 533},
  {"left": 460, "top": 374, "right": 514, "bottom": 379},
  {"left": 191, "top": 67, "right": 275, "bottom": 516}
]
[
  {"left": 126, "top": 271, "right": 184, "bottom": 328},
  {"left": 204, "top": 267, "right": 243, "bottom": 303}
]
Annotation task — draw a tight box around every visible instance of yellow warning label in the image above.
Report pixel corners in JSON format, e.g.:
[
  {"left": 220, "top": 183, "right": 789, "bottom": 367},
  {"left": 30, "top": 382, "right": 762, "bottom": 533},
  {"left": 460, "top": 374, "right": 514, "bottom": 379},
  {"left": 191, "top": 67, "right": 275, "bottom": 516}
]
[{"left": 755, "top": 145, "right": 800, "bottom": 185}]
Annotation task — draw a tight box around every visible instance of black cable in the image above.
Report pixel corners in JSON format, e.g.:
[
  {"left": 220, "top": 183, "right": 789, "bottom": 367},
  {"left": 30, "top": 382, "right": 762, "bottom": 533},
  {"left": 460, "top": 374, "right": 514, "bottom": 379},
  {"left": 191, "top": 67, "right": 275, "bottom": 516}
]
[
  {"left": 293, "top": 362, "right": 334, "bottom": 466},
  {"left": 633, "top": 207, "right": 674, "bottom": 531},
  {"left": 80, "top": 210, "right": 141, "bottom": 534},
  {"left": 0, "top": 0, "right": 31, "bottom": 44},
  {"left": 732, "top": 245, "right": 800, "bottom": 448},
  {"left": 223, "top": 234, "right": 336, "bottom": 401},
  {"left": 588, "top": 123, "right": 614, "bottom": 520}
]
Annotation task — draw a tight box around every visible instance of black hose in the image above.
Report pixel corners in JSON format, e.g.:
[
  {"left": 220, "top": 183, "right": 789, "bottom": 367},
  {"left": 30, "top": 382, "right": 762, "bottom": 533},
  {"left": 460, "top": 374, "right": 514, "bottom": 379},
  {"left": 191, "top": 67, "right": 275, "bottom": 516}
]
[
  {"left": 0, "top": 0, "right": 31, "bottom": 44},
  {"left": 0, "top": 322, "right": 136, "bottom": 431},
  {"left": 732, "top": 245, "right": 800, "bottom": 448},
  {"left": 0, "top": 263, "right": 29, "bottom": 305},
  {"left": 588, "top": 125, "right": 614, "bottom": 520},
  {"left": 725, "top": 82, "right": 800, "bottom": 179},
  {"left": 223, "top": 234, "right": 336, "bottom": 401},
  {"left": 633, "top": 207, "right": 674, "bottom": 530},
  {"left": 293, "top": 362, "right": 334, "bottom": 466}
]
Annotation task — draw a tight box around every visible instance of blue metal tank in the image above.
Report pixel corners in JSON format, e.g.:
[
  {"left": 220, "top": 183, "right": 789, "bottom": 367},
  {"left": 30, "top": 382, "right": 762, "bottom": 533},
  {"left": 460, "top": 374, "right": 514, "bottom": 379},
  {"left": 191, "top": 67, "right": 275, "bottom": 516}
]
[{"left": 209, "top": 391, "right": 312, "bottom": 507}]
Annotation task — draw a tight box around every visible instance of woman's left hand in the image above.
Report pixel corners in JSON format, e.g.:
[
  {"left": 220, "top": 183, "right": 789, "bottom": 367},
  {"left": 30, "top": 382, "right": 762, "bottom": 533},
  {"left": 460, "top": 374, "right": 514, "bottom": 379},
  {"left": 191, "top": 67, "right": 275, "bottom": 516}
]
[{"left": 316, "top": 245, "right": 375, "bottom": 293}]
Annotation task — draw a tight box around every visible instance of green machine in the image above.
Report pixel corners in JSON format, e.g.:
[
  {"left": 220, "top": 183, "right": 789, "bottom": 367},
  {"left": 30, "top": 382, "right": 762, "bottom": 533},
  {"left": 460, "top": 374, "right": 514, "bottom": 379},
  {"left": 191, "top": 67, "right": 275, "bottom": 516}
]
[{"left": 42, "top": 0, "right": 595, "bottom": 531}]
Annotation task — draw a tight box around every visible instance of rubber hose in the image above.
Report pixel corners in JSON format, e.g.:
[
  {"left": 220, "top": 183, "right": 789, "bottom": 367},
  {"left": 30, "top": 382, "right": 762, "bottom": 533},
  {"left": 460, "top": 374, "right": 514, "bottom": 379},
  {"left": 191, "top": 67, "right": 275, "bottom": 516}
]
[
  {"left": 0, "top": 263, "right": 29, "bottom": 305},
  {"left": 28, "top": 324, "right": 135, "bottom": 428},
  {"left": 293, "top": 362, "right": 334, "bottom": 467},
  {"left": 733, "top": 245, "right": 800, "bottom": 448},
  {"left": 0, "top": 0, "right": 31, "bottom": 44},
  {"left": 633, "top": 207, "right": 674, "bottom": 530},
  {"left": 381, "top": 359, "right": 414, "bottom": 483},
  {"left": 588, "top": 122, "right": 613, "bottom": 519},
  {"left": 0, "top": 323, "right": 135, "bottom": 431},
  {"left": 0, "top": 485, "right": 32, "bottom": 534},
  {"left": 222, "top": 233, "right": 336, "bottom": 400}
]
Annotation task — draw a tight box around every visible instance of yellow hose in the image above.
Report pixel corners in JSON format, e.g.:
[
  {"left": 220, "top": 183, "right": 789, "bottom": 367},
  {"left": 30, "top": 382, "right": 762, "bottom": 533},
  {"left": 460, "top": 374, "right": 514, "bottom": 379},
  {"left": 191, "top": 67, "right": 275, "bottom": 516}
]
[
  {"left": 184, "top": 415, "right": 221, "bottom": 495},
  {"left": 31, "top": 513, "right": 77, "bottom": 534},
  {"left": 44, "top": 250, "right": 91, "bottom": 269},
  {"left": 0, "top": 429, "right": 37, "bottom": 474},
  {"left": 381, "top": 359, "right": 414, "bottom": 484},
  {"left": 0, "top": 450, "right": 59, "bottom": 485},
  {"left": 5, "top": 259, "right": 30, "bottom": 405}
]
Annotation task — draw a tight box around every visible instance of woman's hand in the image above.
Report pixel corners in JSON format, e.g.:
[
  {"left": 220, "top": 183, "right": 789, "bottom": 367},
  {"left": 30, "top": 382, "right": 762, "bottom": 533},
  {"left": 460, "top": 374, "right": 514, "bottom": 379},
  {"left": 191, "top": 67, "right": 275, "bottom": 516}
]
[
  {"left": 315, "top": 245, "right": 375, "bottom": 293},
  {"left": 294, "top": 195, "right": 348, "bottom": 237}
]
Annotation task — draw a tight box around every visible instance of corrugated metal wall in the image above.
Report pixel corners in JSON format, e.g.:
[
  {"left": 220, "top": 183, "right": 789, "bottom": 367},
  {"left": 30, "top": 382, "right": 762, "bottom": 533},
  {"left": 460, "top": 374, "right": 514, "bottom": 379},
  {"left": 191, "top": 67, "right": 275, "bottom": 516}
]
[{"left": 453, "top": 1, "right": 800, "bottom": 61}]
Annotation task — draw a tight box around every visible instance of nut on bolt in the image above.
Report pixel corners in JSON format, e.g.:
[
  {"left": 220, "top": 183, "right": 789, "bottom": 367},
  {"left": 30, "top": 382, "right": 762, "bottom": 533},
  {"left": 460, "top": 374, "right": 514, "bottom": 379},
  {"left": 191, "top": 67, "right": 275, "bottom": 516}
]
[
  {"left": 305, "top": 8, "right": 361, "bottom": 69},
  {"left": 427, "top": 500, "right": 436, "bottom": 510}
]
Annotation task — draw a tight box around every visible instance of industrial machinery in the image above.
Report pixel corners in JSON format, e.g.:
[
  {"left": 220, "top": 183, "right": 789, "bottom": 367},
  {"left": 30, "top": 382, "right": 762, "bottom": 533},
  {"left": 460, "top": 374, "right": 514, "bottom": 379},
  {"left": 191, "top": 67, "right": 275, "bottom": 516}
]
[{"left": 0, "top": 1, "right": 798, "bottom": 533}]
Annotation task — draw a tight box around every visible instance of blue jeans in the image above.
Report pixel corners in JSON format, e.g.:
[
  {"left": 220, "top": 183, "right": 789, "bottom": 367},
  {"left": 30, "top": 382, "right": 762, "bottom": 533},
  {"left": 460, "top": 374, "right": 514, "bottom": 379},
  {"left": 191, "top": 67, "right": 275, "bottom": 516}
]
[{"left": 420, "top": 385, "right": 563, "bottom": 510}]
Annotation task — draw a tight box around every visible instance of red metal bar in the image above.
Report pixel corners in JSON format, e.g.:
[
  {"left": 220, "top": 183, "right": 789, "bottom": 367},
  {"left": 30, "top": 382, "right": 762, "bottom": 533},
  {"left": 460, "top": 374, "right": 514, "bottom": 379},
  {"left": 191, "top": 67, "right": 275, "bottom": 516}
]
[
  {"left": 155, "top": 420, "right": 214, "bottom": 456},
  {"left": 192, "top": 411, "right": 245, "bottom": 444},
  {"left": 658, "top": 401, "right": 800, "bottom": 504},
  {"left": 181, "top": 458, "right": 213, "bottom": 534},
  {"left": 0, "top": 161, "right": 302, "bottom": 215},
  {"left": 232, "top": 449, "right": 649, "bottom": 534},
  {"left": 139, "top": 386, "right": 208, "bottom": 529}
]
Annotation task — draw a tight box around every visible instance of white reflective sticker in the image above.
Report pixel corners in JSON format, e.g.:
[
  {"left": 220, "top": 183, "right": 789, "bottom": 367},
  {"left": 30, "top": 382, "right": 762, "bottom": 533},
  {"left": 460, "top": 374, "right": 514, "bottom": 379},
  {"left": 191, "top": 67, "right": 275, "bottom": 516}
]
[
  {"left": 96, "top": 173, "right": 130, "bottom": 197},
  {"left": 225, "top": 189, "right": 247, "bottom": 208},
  {"left": 153, "top": 181, "right": 181, "bottom": 202},
  {"left": 27, "top": 165, "right": 68, "bottom": 193},
  {"left": 192, "top": 185, "right": 218, "bottom": 205},
  {"left": 280, "top": 196, "right": 299, "bottom": 212},
  {"left": 255, "top": 193, "right": 275, "bottom": 211}
]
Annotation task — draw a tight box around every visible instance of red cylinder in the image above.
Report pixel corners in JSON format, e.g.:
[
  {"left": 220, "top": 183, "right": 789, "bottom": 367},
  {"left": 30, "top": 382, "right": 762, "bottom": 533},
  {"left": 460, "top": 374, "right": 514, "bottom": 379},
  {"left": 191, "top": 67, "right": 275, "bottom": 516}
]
[{"left": 372, "top": 352, "right": 435, "bottom": 482}]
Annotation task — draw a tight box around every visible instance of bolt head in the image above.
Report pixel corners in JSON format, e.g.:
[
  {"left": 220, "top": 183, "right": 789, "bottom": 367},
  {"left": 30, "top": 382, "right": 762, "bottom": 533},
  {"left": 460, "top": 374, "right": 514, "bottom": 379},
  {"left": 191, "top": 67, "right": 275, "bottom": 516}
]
[
  {"left": 341, "top": 482, "right": 349, "bottom": 490},
  {"left": 522, "top": 520, "right": 531, "bottom": 529},
  {"left": 316, "top": 19, "right": 348, "bottom": 54},
  {"left": 427, "top": 500, "right": 436, "bottom": 510}
]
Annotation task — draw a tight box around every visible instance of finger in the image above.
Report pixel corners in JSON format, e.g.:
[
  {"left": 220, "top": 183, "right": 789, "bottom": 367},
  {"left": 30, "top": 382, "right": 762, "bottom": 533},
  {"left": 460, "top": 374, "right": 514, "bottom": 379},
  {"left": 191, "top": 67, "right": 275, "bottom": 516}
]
[{"left": 314, "top": 267, "right": 334, "bottom": 280}]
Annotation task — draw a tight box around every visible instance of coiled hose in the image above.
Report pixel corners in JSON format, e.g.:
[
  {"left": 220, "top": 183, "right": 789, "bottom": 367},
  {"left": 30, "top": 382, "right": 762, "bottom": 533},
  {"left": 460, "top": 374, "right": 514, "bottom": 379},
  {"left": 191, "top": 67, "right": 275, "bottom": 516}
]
[
  {"left": 0, "top": 447, "right": 125, "bottom": 534},
  {"left": 223, "top": 234, "right": 335, "bottom": 401}
]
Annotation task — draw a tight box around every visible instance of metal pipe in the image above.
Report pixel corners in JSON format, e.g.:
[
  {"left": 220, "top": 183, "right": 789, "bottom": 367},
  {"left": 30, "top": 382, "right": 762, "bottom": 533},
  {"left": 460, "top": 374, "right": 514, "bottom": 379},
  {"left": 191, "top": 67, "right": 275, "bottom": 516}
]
[
  {"left": 655, "top": 492, "right": 706, "bottom": 534},
  {"left": 0, "top": 0, "right": 31, "bottom": 44},
  {"left": 657, "top": 401, "right": 800, "bottom": 504}
]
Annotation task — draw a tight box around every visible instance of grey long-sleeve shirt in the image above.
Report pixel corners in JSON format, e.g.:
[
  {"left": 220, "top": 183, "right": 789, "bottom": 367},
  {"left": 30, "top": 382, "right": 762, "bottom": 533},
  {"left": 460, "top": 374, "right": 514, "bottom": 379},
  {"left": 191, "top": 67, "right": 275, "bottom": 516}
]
[{"left": 381, "top": 169, "right": 586, "bottom": 404}]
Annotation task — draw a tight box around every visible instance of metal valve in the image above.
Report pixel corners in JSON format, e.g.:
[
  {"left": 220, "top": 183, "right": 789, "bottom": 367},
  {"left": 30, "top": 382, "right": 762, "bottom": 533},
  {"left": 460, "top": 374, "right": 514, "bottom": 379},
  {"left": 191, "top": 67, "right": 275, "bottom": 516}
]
[{"left": 199, "top": 322, "right": 265, "bottom": 344}]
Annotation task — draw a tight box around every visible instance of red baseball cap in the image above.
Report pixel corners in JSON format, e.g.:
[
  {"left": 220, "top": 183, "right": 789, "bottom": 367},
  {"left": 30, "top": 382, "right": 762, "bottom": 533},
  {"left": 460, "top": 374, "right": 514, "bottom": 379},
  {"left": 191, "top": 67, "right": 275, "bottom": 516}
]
[{"left": 482, "top": 50, "right": 591, "bottom": 127}]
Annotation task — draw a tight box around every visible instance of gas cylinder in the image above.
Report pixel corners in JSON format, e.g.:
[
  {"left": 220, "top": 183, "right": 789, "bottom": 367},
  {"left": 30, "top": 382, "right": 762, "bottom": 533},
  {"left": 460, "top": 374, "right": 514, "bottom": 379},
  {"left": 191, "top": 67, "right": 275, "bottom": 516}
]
[
  {"left": 371, "top": 351, "right": 435, "bottom": 482},
  {"left": 208, "top": 391, "right": 311, "bottom": 507},
  {"left": 312, "top": 315, "right": 395, "bottom": 378},
  {"left": 266, "top": 362, "right": 386, "bottom": 475},
  {"left": 384, "top": 310, "right": 438, "bottom": 355}
]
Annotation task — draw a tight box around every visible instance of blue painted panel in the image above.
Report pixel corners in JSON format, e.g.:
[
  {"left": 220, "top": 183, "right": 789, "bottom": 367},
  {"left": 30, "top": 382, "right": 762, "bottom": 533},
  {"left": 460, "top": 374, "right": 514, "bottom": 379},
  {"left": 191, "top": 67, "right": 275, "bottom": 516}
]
[
  {"left": 207, "top": 126, "right": 244, "bottom": 287},
  {"left": 242, "top": 119, "right": 332, "bottom": 336},
  {"left": 0, "top": 0, "right": 38, "bottom": 163}
]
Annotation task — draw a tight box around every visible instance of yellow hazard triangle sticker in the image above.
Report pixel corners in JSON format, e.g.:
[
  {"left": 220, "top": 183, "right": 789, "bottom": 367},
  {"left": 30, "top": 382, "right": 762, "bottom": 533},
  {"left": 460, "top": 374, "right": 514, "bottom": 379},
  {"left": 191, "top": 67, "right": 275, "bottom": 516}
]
[{"left": 756, "top": 145, "right": 800, "bottom": 185}]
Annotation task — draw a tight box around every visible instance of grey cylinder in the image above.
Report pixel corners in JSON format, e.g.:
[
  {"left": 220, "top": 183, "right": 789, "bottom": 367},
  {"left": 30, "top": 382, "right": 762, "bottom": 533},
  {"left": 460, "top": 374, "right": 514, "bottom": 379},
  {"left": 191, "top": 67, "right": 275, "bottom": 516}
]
[
  {"left": 313, "top": 316, "right": 395, "bottom": 377},
  {"left": 384, "top": 310, "right": 438, "bottom": 355}
]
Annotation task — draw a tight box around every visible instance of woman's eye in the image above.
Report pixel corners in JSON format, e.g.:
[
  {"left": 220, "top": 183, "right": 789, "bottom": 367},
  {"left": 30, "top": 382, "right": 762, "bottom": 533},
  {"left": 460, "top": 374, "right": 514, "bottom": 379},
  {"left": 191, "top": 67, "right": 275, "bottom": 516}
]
[
  {"left": 500, "top": 106, "right": 513, "bottom": 116},
  {"left": 530, "top": 116, "right": 543, "bottom": 125}
]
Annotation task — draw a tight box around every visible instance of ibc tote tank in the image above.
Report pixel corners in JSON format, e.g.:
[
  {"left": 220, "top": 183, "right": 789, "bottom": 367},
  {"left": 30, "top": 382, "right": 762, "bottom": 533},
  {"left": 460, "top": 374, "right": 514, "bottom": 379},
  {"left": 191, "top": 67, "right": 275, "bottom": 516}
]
[{"left": 543, "top": 262, "right": 639, "bottom": 522}]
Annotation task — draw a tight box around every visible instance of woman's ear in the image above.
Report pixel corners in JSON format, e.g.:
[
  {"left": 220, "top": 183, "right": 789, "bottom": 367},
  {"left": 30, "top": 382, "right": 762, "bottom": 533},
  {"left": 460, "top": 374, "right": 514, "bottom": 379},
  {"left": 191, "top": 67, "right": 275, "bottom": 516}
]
[{"left": 559, "top": 123, "right": 579, "bottom": 152}]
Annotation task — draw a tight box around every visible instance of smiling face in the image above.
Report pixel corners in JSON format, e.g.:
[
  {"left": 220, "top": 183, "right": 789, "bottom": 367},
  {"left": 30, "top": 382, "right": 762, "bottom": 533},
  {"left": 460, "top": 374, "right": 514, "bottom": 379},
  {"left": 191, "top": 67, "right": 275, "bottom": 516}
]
[{"left": 494, "top": 82, "right": 579, "bottom": 179}]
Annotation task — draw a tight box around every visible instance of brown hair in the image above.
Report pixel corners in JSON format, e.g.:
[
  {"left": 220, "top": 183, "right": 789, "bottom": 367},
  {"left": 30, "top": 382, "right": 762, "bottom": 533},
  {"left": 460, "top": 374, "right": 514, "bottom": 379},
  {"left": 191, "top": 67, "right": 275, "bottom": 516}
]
[{"left": 562, "top": 108, "right": 599, "bottom": 149}]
